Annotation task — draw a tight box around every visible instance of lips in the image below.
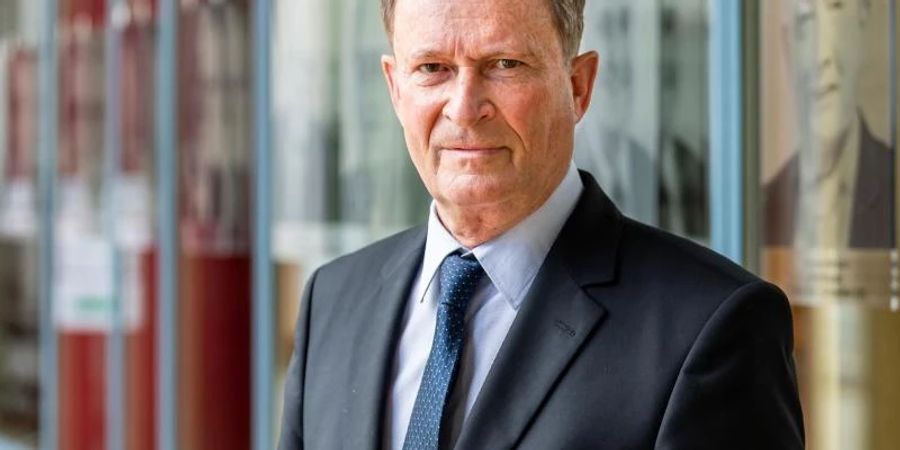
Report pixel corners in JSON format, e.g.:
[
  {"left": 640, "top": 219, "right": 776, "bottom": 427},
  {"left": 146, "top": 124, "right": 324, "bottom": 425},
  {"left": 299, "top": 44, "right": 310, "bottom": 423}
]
[
  {"left": 440, "top": 145, "right": 506, "bottom": 151},
  {"left": 814, "top": 83, "right": 838, "bottom": 99}
]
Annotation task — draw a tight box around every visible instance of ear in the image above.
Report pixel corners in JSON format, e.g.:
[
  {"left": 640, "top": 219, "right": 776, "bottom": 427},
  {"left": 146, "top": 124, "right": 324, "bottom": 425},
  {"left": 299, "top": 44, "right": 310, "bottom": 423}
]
[
  {"left": 382, "top": 54, "right": 401, "bottom": 113},
  {"left": 569, "top": 51, "right": 599, "bottom": 122}
]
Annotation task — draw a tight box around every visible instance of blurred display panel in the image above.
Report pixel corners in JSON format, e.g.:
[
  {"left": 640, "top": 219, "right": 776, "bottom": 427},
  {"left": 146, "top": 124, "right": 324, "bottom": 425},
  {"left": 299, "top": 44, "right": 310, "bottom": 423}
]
[
  {"left": 578, "top": 0, "right": 661, "bottom": 226},
  {"left": 760, "top": 1, "right": 899, "bottom": 449},
  {"left": 656, "top": 0, "right": 709, "bottom": 240},
  {"left": 178, "top": 1, "right": 252, "bottom": 449},
  {"left": 0, "top": 2, "right": 41, "bottom": 445},
  {"left": 337, "top": 0, "right": 428, "bottom": 229},
  {"left": 270, "top": 0, "right": 431, "bottom": 424},
  {"left": 41, "top": 0, "right": 159, "bottom": 448},
  {"left": 577, "top": 0, "right": 709, "bottom": 242},
  {"left": 55, "top": 3, "right": 109, "bottom": 449}
]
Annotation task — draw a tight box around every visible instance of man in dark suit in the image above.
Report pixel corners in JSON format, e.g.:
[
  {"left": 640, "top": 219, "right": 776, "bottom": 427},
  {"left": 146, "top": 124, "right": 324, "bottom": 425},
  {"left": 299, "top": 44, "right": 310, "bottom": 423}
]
[{"left": 279, "top": 0, "right": 804, "bottom": 448}]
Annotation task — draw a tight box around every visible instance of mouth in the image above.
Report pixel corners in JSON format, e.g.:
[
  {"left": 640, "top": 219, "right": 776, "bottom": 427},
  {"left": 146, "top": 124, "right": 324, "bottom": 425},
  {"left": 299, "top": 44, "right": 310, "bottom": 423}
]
[
  {"left": 814, "top": 83, "right": 839, "bottom": 99},
  {"left": 441, "top": 145, "right": 507, "bottom": 153}
]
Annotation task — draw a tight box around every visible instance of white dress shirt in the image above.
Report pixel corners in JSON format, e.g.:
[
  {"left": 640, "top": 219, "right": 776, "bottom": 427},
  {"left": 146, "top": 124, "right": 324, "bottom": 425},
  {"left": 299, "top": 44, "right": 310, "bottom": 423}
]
[
  {"left": 384, "top": 163, "right": 584, "bottom": 449},
  {"left": 795, "top": 120, "right": 860, "bottom": 248}
]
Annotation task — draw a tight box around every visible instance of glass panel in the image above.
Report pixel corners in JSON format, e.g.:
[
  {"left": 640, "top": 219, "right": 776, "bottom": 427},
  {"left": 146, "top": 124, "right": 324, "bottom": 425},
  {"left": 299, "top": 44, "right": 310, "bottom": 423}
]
[
  {"left": 55, "top": 2, "right": 109, "bottom": 448},
  {"left": 579, "top": 0, "right": 661, "bottom": 226},
  {"left": 270, "top": 0, "right": 431, "bottom": 430},
  {"left": 59, "top": 1, "right": 159, "bottom": 448},
  {"left": 0, "top": 1, "right": 43, "bottom": 446},
  {"left": 759, "top": 0, "right": 900, "bottom": 448},
  {"left": 177, "top": 1, "right": 252, "bottom": 448},
  {"left": 577, "top": 0, "right": 710, "bottom": 242},
  {"left": 116, "top": 2, "right": 157, "bottom": 449}
]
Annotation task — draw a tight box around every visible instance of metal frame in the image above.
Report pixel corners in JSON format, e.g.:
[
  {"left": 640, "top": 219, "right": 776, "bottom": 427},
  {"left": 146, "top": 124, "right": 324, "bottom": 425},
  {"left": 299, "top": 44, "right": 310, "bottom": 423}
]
[
  {"left": 708, "top": 0, "right": 744, "bottom": 264},
  {"left": 741, "top": 0, "right": 761, "bottom": 274},
  {"left": 37, "top": 0, "right": 59, "bottom": 448},
  {"left": 104, "top": 1, "right": 126, "bottom": 449},
  {"left": 892, "top": 0, "right": 897, "bottom": 207},
  {"left": 252, "top": 0, "right": 275, "bottom": 448},
  {"left": 156, "top": 0, "right": 179, "bottom": 448},
  {"left": 892, "top": 0, "right": 899, "bottom": 312}
]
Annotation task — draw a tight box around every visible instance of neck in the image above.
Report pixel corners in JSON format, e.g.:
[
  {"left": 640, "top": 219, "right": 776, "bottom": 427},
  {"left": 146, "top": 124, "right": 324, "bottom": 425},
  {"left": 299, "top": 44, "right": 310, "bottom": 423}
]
[
  {"left": 434, "top": 198, "right": 541, "bottom": 248},
  {"left": 808, "top": 117, "right": 859, "bottom": 183}
]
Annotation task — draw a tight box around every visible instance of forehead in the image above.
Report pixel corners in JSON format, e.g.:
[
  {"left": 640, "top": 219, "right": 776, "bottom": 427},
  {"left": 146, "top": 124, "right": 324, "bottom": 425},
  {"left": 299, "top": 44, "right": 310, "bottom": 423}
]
[{"left": 391, "top": 0, "right": 560, "bottom": 58}]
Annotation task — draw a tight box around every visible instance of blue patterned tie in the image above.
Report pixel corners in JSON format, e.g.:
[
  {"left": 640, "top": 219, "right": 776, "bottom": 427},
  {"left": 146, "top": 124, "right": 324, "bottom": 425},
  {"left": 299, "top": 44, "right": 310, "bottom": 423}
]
[{"left": 402, "top": 252, "right": 485, "bottom": 450}]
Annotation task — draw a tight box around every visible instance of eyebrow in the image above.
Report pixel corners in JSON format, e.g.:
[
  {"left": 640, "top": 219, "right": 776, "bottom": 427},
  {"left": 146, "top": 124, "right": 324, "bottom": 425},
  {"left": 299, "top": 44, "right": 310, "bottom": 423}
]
[
  {"left": 407, "top": 48, "right": 538, "bottom": 62},
  {"left": 408, "top": 49, "right": 446, "bottom": 61}
]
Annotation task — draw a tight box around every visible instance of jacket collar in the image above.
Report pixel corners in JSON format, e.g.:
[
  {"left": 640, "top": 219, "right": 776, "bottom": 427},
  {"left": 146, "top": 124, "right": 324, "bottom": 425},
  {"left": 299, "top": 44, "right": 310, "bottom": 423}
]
[{"left": 350, "top": 170, "right": 624, "bottom": 449}]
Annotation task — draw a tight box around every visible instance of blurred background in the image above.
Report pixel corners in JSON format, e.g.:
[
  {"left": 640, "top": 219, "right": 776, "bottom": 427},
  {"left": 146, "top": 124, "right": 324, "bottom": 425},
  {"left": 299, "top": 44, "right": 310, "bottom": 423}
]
[{"left": 0, "top": 0, "right": 896, "bottom": 449}]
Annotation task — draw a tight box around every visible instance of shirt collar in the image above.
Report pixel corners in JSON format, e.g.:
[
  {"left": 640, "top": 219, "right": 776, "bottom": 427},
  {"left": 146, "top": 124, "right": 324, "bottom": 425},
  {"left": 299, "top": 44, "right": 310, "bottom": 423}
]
[{"left": 420, "top": 162, "right": 583, "bottom": 310}]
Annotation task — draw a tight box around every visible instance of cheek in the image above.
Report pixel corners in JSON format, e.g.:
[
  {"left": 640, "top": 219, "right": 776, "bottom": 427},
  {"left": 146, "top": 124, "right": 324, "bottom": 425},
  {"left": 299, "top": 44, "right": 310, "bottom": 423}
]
[
  {"left": 398, "top": 87, "right": 444, "bottom": 141},
  {"left": 398, "top": 89, "right": 446, "bottom": 181},
  {"left": 502, "top": 84, "right": 569, "bottom": 155}
]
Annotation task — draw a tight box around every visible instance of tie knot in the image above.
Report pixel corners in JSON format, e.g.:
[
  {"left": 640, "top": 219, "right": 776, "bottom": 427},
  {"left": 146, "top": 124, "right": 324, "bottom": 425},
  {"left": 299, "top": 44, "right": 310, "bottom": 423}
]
[{"left": 438, "top": 252, "right": 485, "bottom": 309}]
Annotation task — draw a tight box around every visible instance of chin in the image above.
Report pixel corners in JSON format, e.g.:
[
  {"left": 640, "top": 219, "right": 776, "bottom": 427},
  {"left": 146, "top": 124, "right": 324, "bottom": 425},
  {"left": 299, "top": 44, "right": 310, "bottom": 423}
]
[{"left": 438, "top": 175, "right": 516, "bottom": 208}]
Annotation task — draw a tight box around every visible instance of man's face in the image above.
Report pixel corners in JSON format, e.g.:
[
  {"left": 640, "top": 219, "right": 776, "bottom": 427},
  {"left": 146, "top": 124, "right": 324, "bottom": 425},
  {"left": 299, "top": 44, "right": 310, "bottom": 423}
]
[
  {"left": 382, "top": 0, "right": 597, "bottom": 214},
  {"left": 793, "top": 0, "right": 867, "bottom": 143}
]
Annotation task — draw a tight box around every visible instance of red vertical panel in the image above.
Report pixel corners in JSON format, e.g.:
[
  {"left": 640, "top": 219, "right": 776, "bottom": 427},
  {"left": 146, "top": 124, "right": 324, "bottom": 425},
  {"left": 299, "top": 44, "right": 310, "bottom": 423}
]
[
  {"left": 179, "top": 255, "right": 251, "bottom": 450},
  {"left": 56, "top": 2, "right": 108, "bottom": 449},
  {"left": 126, "top": 250, "right": 157, "bottom": 450},
  {"left": 120, "top": 13, "right": 158, "bottom": 450},
  {"left": 58, "top": 334, "right": 106, "bottom": 450},
  {"left": 176, "top": 3, "right": 251, "bottom": 449}
]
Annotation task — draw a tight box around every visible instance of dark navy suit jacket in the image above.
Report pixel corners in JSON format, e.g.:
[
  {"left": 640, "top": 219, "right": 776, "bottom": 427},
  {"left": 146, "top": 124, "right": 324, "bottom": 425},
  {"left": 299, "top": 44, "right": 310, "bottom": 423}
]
[{"left": 280, "top": 171, "right": 805, "bottom": 449}]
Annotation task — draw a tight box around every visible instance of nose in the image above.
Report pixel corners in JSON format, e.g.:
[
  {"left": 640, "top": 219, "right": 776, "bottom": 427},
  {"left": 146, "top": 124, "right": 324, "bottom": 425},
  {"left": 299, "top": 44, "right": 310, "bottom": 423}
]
[
  {"left": 442, "top": 68, "right": 495, "bottom": 127},
  {"left": 815, "top": 6, "right": 836, "bottom": 72}
]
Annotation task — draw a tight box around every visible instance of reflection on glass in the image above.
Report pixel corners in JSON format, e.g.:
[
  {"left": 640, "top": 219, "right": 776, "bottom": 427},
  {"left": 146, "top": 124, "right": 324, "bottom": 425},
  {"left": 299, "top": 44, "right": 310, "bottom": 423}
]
[
  {"left": 178, "top": 1, "right": 252, "bottom": 448},
  {"left": 761, "top": 0, "right": 896, "bottom": 307},
  {"left": 55, "top": 5, "right": 111, "bottom": 449},
  {"left": 271, "top": 0, "right": 432, "bottom": 430},
  {"left": 338, "top": 0, "right": 427, "bottom": 230},
  {"left": 760, "top": 1, "right": 899, "bottom": 449},
  {"left": 118, "top": 4, "right": 157, "bottom": 449},
  {"left": 0, "top": 3, "right": 41, "bottom": 444},
  {"left": 578, "top": 0, "right": 659, "bottom": 225},
  {"left": 657, "top": 0, "right": 708, "bottom": 240},
  {"left": 577, "top": 0, "right": 709, "bottom": 242},
  {"left": 764, "top": 0, "right": 894, "bottom": 251},
  {"left": 271, "top": 0, "right": 338, "bottom": 420}
]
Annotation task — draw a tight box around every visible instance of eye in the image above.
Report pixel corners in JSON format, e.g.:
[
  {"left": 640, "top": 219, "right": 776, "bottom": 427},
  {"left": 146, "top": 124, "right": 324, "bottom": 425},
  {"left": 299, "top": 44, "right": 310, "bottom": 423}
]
[
  {"left": 496, "top": 59, "right": 522, "bottom": 69},
  {"left": 418, "top": 63, "right": 447, "bottom": 74}
]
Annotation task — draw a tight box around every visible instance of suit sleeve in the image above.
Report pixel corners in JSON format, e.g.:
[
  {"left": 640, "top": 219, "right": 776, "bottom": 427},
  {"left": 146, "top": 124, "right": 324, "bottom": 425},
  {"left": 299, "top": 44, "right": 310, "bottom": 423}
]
[
  {"left": 278, "top": 269, "right": 319, "bottom": 450},
  {"left": 654, "top": 280, "right": 805, "bottom": 450}
]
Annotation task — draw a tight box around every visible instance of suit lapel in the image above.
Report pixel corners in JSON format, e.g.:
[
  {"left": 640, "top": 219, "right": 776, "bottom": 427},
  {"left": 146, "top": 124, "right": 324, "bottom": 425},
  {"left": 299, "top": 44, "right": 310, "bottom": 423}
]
[
  {"left": 453, "top": 262, "right": 606, "bottom": 450},
  {"left": 343, "top": 227, "right": 426, "bottom": 450},
  {"left": 454, "top": 172, "right": 624, "bottom": 449}
]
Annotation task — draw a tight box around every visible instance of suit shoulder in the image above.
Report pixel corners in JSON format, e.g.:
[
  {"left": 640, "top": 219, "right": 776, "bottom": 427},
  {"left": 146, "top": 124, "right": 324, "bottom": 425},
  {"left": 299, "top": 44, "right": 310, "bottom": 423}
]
[
  {"left": 315, "top": 225, "right": 425, "bottom": 282},
  {"left": 611, "top": 218, "right": 790, "bottom": 353},
  {"left": 619, "top": 217, "right": 759, "bottom": 294}
]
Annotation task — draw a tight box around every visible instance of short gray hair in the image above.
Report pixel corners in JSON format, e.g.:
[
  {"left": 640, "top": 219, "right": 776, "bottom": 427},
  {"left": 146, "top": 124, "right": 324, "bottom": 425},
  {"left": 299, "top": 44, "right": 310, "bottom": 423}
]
[{"left": 380, "top": 0, "right": 585, "bottom": 60}]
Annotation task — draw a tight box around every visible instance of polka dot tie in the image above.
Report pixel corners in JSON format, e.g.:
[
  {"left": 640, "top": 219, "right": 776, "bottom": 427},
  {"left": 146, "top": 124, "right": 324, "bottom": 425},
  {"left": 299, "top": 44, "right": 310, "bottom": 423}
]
[{"left": 402, "top": 252, "right": 485, "bottom": 450}]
